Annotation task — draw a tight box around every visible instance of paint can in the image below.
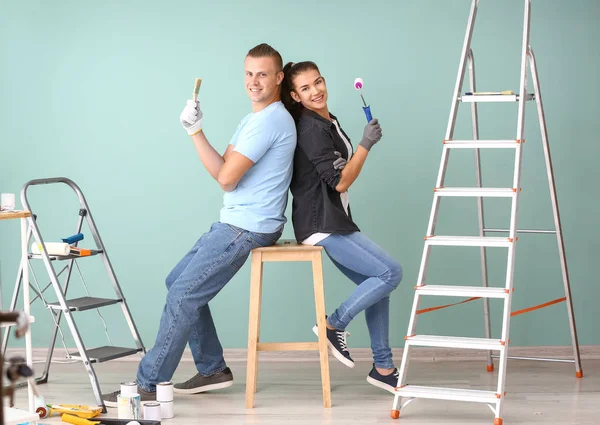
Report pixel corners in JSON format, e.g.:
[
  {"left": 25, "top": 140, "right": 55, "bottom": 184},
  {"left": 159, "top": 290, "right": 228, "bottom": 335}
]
[
  {"left": 143, "top": 402, "right": 162, "bottom": 421},
  {"left": 117, "top": 393, "right": 141, "bottom": 420},
  {"left": 157, "top": 381, "right": 174, "bottom": 419}
]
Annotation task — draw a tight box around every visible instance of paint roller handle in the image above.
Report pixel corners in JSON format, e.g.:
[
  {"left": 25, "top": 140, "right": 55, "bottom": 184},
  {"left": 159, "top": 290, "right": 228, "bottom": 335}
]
[
  {"left": 362, "top": 105, "right": 373, "bottom": 123},
  {"left": 62, "top": 233, "right": 84, "bottom": 244}
]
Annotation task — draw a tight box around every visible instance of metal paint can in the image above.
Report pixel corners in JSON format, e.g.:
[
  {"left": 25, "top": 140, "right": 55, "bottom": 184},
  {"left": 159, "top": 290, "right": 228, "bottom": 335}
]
[
  {"left": 117, "top": 393, "right": 141, "bottom": 419},
  {"left": 143, "top": 402, "right": 162, "bottom": 421}
]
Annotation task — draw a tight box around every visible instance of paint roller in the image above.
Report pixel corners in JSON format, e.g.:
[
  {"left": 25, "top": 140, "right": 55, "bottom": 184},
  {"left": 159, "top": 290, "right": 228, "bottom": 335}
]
[
  {"left": 31, "top": 242, "right": 70, "bottom": 256},
  {"left": 353, "top": 77, "right": 373, "bottom": 123}
]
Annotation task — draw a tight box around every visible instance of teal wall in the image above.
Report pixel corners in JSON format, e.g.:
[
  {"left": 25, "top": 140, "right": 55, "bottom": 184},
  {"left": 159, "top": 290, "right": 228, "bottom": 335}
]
[{"left": 1, "top": 0, "right": 598, "bottom": 352}]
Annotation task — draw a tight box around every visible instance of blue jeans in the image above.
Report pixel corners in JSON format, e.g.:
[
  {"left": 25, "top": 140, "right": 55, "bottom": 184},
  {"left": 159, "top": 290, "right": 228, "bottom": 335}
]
[
  {"left": 136, "top": 222, "right": 281, "bottom": 392},
  {"left": 316, "top": 232, "right": 402, "bottom": 369}
]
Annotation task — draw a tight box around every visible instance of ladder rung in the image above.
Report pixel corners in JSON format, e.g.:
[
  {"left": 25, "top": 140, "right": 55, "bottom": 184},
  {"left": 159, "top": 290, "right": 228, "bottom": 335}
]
[
  {"left": 425, "top": 236, "right": 513, "bottom": 247},
  {"left": 405, "top": 335, "right": 506, "bottom": 350},
  {"left": 69, "top": 346, "right": 142, "bottom": 363},
  {"left": 47, "top": 297, "right": 122, "bottom": 312},
  {"left": 443, "top": 140, "right": 521, "bottom": 149},
  {"left": 434, "top": 187, "right": 516, "bottom": 197},
  {"left": 394, "top": 385, "right": 499, "bottom": 404},
  {"left": 460, "top": 93, "right": 535, "bottom": 103},
  {"left": 415, "top": 285, "right": 509, "bottom": 299}
]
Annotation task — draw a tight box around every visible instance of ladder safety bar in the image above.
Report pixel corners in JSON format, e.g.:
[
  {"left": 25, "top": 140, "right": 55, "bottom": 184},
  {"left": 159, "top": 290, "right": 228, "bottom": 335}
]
[
  {"left": 511, "top": 297, "right": 566, "bottom": 317},
  {"left": 416, "top": 297, "right": 481, "bottom": 315}
]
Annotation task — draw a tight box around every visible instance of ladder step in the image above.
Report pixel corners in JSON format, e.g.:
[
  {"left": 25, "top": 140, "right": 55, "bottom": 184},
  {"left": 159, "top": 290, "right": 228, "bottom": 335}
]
[
  {"left": 394, "top": 385, "right": 499, "bottom": 404},
  {"left": 47, "top": 296, "right": 122, "bottom": 312},
  {"left": 425, "top": 236, "right": 513, "bottom": 247},
  {"left": 460, "top": 93, "right": 535, "bottom": 103},
  {"left": 69, "top": 346, "right": 142, "bottom": 363},
  {"left": 29, "top": 250, "right": 103, "bottom": 261},
  {"left": 416, "top": 285, "right": 509, "bottom": 299},
  {"left": 405, "top": 335, "right": 506, "bottom": 350},
  {"left": 435, "top": 187, "right": 516, "bottom": 197},
  {"left": 443, "top": 140, "right": 522, "bottom": 149}
]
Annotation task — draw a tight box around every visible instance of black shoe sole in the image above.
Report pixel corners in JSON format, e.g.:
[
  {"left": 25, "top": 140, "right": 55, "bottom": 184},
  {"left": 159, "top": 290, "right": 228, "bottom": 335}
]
[
  {"left": 173, "top": 379, "right": 233, "bottom": 394},
  {"left": 366, "top": 376, "right": 396, "bottom": 394}
]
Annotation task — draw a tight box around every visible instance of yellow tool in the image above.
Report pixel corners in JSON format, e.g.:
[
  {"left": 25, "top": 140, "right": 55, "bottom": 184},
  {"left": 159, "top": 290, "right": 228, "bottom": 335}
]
[
  {"left": 37, "top": 404, "right": 102, "bottom": 419},
  {"left": 61, "top": 413, "right": 101, "bottom": 425}
]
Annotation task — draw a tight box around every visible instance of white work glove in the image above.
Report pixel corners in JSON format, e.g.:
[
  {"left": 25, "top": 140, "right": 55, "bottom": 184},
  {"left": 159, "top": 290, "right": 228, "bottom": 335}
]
[{"left": 180, "top": 99, "right": 203, "bottom": 136}]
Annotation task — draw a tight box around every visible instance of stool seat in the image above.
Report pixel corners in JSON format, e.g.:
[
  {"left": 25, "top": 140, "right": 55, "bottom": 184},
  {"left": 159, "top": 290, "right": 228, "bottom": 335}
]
[
  {"left": 251, "top": 239, "right": 323, "bottom": 252},
  {"left": 245, "top": 239, "right": 331, "bottom": 408}
]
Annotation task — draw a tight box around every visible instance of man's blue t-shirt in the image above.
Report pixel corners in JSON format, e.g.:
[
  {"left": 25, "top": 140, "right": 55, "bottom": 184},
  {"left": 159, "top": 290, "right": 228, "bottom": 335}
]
[{"left": 220, "top": 101, "right": 296, "bottom": 234}]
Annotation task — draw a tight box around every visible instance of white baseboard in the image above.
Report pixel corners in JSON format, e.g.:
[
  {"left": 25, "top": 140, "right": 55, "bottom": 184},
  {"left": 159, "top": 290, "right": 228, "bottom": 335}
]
[{"left": 8, "top": 346, "right": 600, "bottom": 364}]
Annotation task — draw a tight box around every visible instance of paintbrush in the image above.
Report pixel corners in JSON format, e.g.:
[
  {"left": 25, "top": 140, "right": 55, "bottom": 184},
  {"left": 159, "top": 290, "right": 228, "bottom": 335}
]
[{"left": 193, "top": 78, "right": 202, "bottom": 102}]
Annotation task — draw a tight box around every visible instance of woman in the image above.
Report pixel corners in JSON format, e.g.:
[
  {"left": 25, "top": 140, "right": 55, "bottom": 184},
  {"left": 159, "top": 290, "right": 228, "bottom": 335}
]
[{"left": 281, "top": 61, "right": 403, "bottom": 393}]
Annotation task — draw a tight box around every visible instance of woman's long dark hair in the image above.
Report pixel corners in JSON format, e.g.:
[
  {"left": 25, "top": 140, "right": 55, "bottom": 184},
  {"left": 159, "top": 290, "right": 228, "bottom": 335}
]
[{"left": 280, "top": 61, "right": 320, "bottom": 121}]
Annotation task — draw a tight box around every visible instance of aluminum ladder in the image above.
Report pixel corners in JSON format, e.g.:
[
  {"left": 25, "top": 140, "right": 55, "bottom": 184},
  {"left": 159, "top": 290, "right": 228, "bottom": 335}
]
[
  {"left": 390, "top": 1, "right": 582, "bottom": 423},
  {"left": 2, "top": 177, "right": 146, "bottom": 412}
]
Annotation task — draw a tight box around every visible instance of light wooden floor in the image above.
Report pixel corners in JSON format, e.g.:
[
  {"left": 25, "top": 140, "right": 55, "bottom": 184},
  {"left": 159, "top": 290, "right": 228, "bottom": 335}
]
[{"left": 11, "top": 358, "right": 600, "bottom": 425}]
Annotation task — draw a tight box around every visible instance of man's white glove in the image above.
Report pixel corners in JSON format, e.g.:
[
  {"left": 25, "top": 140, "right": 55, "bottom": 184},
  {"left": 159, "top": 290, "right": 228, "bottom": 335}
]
[{"left": 180, "top": 99, "right": 203, "bottom": 136}]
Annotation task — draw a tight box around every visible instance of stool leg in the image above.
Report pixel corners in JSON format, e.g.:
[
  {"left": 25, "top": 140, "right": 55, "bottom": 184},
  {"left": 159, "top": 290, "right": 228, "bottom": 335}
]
[
  {"left": 312, "top": 252, "right": 331, "bottom": 408},
  {"left": 246, "top": 251, "right": 263, "bottom": 409},
  {"left": 253, "top": 263, "right": 263, "bottom": 395}
]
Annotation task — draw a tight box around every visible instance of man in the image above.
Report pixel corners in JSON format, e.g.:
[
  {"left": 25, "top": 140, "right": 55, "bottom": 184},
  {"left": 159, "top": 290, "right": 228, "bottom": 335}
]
[{"left": 103, "top": 43, "right": 296, "bottom": 405}]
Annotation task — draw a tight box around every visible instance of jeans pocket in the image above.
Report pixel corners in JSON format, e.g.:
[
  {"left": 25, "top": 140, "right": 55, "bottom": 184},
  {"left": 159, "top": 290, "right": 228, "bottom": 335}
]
[
  {"left": 249, "top": 230, "right": 281, "bottom": 247},
  {"left": 230, "top": 236, "right": 262, "bottom": 271}
]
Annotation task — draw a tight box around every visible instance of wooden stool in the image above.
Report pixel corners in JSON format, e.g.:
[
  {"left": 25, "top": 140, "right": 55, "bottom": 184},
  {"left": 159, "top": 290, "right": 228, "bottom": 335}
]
[{"left": 245, "top": 240, "right": 331, "bottom": 408}]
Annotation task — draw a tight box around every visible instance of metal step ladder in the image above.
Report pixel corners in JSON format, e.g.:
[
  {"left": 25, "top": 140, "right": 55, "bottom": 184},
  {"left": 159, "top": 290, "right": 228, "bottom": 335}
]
[
  {"left": 2, "top": 177, "right": 146, "bottom": 411},
  {"left": 390, "top": 1, "right": 582, "bottom": 424}
]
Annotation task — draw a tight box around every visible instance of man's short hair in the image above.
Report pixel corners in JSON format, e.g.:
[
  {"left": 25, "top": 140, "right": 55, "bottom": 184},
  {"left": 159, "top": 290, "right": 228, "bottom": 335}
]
[{"left": 246, "top": 43, "right": 283, "bottom": 72}]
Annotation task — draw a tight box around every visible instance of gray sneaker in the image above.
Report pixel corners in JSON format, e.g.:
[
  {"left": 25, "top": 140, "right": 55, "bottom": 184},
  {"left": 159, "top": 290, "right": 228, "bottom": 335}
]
[
  {"left": 173, "top": 367, "right": 234, "bottom": 394},
  {"left": 102, "top": 386, "right": 156, "bottom": 408}
]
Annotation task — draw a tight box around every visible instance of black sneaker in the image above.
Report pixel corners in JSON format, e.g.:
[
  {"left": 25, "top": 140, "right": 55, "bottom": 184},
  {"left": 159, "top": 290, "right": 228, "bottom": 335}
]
[
  {"left": 366, "top": 365, "right": 400, "bottom": 393},
  {"left": 312, "top": 320, "right": 354, "bottom": 368},
  {"left": 173, "top": 367, "right": 234, "bottom": 394},
  {"left": 102, "top": 386, "right": 156, "bottom": 408}
]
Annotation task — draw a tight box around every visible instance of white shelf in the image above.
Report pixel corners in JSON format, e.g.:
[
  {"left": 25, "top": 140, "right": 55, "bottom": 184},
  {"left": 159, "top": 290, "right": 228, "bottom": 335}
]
[
  {"left": 4, "top": 406, "right": 38, "bottom": 425},
  {"left": 0, "top": 315, "right": 35, "bottom": 328},
  {"left": 2, "top": 212, "right": 36, "bottom": 414}
]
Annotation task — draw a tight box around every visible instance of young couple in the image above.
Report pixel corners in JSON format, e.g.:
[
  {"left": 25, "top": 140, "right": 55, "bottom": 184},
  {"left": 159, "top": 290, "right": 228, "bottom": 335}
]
[{"left": 103, "top": 43, "right": 402, "bottom": 407}]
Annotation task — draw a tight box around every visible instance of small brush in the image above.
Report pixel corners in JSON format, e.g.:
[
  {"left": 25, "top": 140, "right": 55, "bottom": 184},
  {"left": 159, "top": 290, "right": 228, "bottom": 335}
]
[{"left": 193, "top": 78, "right": 202, "bottom": 102}]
